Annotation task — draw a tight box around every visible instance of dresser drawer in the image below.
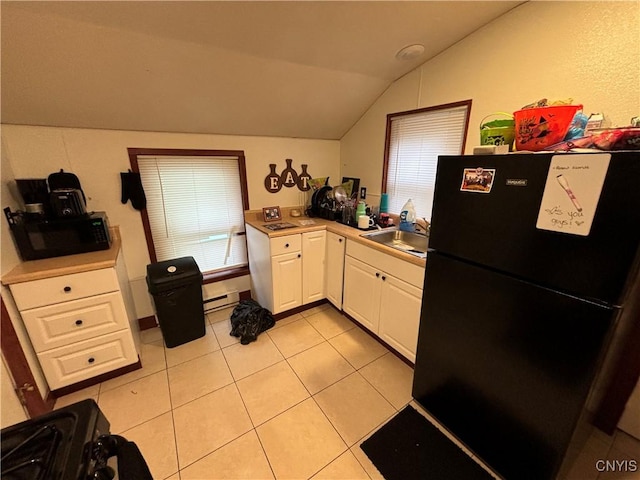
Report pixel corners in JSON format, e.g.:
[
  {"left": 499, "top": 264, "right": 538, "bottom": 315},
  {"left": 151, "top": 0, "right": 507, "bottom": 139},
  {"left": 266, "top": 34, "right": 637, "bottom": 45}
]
[
  {"left": 21, "top": 292, "right": 129, "bottom": 353},
  {"left": 270, "top": 234, "right": 301, "bottom": 256},
  {"left": 10, "top": 268, "right": 120, "bottom": 310},
  {"left": 38, "top": 330, "right": 138, "bottom": 390}
]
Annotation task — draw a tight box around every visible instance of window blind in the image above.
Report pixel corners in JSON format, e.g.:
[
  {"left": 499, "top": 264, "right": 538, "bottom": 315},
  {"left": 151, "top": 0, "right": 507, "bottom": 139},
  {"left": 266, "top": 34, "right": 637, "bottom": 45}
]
[
  {"left": 138, "top": 155, "right": 247, "bottom": 273},
  {"left": 386, "top": 104, "right": 469, "bottom": 220}
]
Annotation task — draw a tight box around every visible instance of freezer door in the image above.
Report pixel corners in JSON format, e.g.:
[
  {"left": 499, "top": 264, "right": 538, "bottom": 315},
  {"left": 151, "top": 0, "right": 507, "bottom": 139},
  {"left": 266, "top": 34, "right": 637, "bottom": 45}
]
[
  {"left": 412, "top": 253, "right": 615, "bottom": 480},
  {"left": 429, "top": 152, "right": 640, "bottom": 304}
]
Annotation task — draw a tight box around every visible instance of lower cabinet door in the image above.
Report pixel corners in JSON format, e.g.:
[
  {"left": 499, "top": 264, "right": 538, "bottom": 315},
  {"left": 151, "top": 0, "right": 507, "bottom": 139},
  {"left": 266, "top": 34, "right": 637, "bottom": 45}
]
[
  {"left": 378, "top": 274, "right": 422, "bottom": 362},
  {"left": 302, "top": 230, "right": 326, "bottom": 304},
  {"left": 343, "top": 255, "right": 381, "bottom": 333},
  {"left": 38, "top": 330, "right": 138, "bottom": 390},
  {"left": 271, "top": 252, "right": 302, "bottom": 314},
  {"left": 325, "top": 232, "right": 345, "bottom": 309}
]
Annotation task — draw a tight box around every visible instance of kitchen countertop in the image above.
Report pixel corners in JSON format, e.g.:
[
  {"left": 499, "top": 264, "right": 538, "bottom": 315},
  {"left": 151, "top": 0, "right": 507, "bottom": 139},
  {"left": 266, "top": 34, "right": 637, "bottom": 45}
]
[
  {"left": 244, "top": 209, "right": 427, "bottom": 267},
  {"left": 1, "top": 227, "right": 122, "bottom": 285},
  {"left": 2, "top": 212, "right": 426, "bottom": 286}
]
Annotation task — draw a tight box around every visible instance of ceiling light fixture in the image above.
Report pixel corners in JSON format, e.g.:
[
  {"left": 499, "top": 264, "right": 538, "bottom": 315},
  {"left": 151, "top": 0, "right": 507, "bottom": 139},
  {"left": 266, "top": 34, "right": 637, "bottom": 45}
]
[{"left": 395, "top": 44, "right": 425, "bottom": 60}]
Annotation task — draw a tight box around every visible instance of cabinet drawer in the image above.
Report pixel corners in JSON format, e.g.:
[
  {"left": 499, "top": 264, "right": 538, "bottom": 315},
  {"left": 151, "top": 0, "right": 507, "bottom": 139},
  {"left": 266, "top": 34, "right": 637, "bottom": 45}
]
[
  {"left": 38, "top": 330, "right": 138, "bottom": 390},
  {"left": 22, "top": 292, "right": 129, "bottom": 353},
  {"left": 346, "top": 240, "right": 425, "bottom": 289},
  {"left": 10, "top": 268, "right": 120, "bottom": 310},
  {"left": 270, "top": 234, "right": 301, "bottom": 256}
]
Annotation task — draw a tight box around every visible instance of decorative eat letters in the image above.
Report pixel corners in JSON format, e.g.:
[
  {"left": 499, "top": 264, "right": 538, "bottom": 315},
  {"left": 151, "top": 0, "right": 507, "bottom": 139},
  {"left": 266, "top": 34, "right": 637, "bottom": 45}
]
[{"left": 264, "top": 159, "right": 312, "bottom": 193}]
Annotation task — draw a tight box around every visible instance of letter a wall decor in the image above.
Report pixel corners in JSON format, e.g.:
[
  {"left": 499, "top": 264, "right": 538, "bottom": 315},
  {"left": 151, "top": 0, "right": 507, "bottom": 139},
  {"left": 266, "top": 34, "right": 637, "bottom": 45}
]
[{"left": 264, "top": 159, "right": 312, "bottom": 193}]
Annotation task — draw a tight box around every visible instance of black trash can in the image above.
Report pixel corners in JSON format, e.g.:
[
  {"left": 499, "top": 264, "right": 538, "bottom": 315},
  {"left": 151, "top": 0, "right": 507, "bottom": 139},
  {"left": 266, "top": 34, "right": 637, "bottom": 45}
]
[{"left": 146, "top": 256, "right": 205, "bottom": 348}]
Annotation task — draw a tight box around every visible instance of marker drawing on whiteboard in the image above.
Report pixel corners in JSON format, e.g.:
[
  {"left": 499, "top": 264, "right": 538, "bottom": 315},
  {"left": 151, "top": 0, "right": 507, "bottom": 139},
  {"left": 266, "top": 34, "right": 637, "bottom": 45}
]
[{"left": 556, "top": 174, "right": 582, "bottom": 212}]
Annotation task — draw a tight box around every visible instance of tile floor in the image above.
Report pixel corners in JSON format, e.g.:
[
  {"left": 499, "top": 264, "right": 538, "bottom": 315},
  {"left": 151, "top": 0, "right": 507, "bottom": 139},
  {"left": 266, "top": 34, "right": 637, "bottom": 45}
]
[{"left": 54, "top": 303, "right": 640, "bottom": 480}]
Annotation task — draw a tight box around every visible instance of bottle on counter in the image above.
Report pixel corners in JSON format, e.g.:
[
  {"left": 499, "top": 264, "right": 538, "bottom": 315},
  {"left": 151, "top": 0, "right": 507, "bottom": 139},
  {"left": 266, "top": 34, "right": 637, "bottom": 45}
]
[
  {"left": 399, "top": 199, "right": 416, "bottom": 232},
  {"left": 355, "top": 201, "right": 366, "bottom": 223},
  {"left": 379, "top": 193, "right": 389, "bottom": 214}
]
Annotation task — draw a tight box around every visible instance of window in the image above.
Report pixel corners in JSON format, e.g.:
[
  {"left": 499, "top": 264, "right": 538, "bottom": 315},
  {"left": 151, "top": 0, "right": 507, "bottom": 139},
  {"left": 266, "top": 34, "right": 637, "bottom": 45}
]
[
  {"left": 128, "top": 148, "right": 249, "bottom": 281},
  {"left": 383, "top": 100, "right": 472, "bottom": 220}
]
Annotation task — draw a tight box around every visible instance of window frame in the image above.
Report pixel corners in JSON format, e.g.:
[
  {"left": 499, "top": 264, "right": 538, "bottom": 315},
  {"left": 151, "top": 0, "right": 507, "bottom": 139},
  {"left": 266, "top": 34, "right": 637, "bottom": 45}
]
[
  {"left": 127, "top": 147, "right": 250, "bottom": 284},
  {"left": 381, "top": 100, "right": 472, "bottom": 218}
]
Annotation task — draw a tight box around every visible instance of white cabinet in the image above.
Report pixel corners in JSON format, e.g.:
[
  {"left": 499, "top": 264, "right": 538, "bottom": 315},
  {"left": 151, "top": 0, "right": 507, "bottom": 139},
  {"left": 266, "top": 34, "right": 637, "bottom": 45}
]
[
  {"left": 9, "top": 268, "right": 120, "bottom": 310},
  {"left": 302, "top": 230, "right": 327, "bottom": 304},
  {"left": 343, "top": 241, "right": 424, "bottom": 362},
  {"left": 325, "top": 232, "right": 346, "bottom": 309},
  {"left": 20, "top": 292, "right": 129, "bottom": 352},
  {"left": 9, "top": 253, "right": 139, "bottom": 390},
  {"left": 272, "top": 251, "right": 302, "bottom": 313},
  {"left": 378, "top": 274, "right": 423, "bottom": 362},
  {"left": 343, "top": 256, "right": 381, "bottom": 332},
  {"left": 246, "top": 225, "right": 326, "bottom": 315}
]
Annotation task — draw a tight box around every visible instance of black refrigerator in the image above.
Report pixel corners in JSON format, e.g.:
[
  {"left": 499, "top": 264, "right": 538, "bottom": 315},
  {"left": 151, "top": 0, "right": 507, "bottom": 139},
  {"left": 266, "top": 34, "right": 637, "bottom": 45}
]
[{"left": 412, "top": 151, "right": 640, "bottom": 480}]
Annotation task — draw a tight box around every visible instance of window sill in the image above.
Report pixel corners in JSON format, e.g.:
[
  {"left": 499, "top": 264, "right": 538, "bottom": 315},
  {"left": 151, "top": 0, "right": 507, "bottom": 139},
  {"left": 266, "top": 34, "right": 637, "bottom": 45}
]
[{"left": 202, "top": 265, "right": 250, "bottom": 285}]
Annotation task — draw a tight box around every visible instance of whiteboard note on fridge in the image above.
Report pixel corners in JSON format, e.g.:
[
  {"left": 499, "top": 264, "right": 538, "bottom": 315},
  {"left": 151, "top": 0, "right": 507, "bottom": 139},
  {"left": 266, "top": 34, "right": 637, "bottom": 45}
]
[{"left": 536, "top": 153, "right": 611, "bottom": 236}]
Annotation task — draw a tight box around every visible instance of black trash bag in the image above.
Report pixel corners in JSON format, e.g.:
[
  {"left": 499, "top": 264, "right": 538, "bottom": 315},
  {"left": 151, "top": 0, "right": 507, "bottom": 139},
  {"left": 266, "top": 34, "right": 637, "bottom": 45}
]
[{"left": 229, "top": 299, "right": 275, "bottom": 345}]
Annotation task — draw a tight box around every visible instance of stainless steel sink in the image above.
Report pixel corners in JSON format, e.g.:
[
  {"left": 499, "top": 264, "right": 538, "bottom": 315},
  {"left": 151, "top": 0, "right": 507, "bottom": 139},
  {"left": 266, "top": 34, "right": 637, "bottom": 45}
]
[{"left": 362, "top": 229, "right": 429, "bottom": 258}]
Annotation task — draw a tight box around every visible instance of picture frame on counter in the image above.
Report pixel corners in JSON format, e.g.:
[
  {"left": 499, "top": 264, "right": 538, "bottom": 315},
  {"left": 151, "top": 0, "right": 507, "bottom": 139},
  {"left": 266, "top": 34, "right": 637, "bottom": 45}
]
[{"left": 262, "top": 206, "right": 282, "bottom": 222}]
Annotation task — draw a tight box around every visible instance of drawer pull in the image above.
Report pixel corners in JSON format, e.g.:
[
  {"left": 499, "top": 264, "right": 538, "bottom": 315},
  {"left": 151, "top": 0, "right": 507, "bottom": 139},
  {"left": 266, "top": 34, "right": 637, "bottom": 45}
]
[
  {"left": 75, "top": 320, "right": 83, "bottom": 326},
  {"left": 339, "top": 238, "right": 343, "bottom": 243},
  {"left": 375, "top": 272, "right": 380, "bottom": 278},
  {"left": 297, "top": 254, "right": 301, "bottom": 258},
  {"left": 63, "top": 286, "right": 72, "bottom": 293},
  {"left": 88, "top": 357, "right": 95, "bottom": 364},
  {"left": 382, "top": 275, "right": 386, "bottom": 281},
  {"left": 285, "top": 243, "right": 290, "bottom": 248}
]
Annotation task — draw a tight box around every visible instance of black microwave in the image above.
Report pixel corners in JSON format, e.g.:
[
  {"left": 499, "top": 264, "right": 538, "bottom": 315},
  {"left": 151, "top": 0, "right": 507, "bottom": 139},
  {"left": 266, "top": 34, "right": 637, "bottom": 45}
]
[{"left": 6, "top": 211, "right": 111, "bottom": 261}]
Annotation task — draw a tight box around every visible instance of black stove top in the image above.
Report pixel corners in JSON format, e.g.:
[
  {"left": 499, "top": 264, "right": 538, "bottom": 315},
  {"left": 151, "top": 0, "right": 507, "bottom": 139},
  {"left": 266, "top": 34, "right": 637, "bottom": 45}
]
[{"left": 1, "top": 400, "right": 109, "bottom": 480}]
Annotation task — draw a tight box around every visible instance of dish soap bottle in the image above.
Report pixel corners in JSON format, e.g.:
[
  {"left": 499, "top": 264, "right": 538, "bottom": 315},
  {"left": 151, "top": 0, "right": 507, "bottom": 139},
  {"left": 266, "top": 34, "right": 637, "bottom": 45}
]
[{"left": 399, "top": 199, "right": 416, "bottom": 232}]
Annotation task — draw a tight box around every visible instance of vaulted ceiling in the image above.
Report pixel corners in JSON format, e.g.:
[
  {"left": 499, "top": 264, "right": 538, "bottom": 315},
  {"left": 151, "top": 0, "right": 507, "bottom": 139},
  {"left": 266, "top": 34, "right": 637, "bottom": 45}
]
[{"left": 1, "top": 1, "right": 523, "bottom": 140}]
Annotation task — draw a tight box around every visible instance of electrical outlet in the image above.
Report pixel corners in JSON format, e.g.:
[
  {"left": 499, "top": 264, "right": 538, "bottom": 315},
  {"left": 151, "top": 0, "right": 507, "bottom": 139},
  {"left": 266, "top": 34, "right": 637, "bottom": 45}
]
[{"left": 360, "top": 187, "right": 367, "bottom": 199}]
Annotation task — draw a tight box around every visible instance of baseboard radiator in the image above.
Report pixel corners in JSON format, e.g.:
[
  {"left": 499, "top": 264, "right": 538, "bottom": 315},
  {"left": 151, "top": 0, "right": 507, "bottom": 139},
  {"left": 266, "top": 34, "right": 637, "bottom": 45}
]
[{"left": 203, "top": 290, "right": 239, "bottom": 313}]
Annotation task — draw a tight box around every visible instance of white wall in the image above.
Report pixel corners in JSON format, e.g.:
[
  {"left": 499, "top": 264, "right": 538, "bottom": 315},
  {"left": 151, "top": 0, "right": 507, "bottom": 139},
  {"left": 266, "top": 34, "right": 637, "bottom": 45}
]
[
  {"left": 341, "top": 1, "right": 640, "bottom": 203},
  {"left": 1, "top": 125, "right": 340, "bottom": 318},
  {"left": 341, "top": 0, "right": 640, "bottom": 433},
  {"left": 340, "top": 70, "right": 422, "bottom": 208}
]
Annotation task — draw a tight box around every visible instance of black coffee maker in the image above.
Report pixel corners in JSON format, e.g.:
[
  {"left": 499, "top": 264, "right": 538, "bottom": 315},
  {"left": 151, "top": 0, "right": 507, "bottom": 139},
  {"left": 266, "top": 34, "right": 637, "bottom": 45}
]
[
  {"left": 15, "top": 178, "right": 50, "bottom": 220},
  {"left": 47, "top": 169, "right": 87, "bottom": 217},
  {"left": 14, "top": 171, "right": 88, "bottom": 220}
]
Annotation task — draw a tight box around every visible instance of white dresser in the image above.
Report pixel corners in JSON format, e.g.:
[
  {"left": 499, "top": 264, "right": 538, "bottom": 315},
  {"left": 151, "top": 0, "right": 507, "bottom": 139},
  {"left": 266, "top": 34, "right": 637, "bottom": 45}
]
[{"left": 2, "top": 228, "right": 140, "bottom": 392}]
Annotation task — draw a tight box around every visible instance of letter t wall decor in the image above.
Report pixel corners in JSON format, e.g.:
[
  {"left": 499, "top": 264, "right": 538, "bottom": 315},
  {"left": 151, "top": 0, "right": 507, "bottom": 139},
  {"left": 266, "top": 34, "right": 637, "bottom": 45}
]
[{"left": 264, "top": 159, "right": 312, "bottom": 193}]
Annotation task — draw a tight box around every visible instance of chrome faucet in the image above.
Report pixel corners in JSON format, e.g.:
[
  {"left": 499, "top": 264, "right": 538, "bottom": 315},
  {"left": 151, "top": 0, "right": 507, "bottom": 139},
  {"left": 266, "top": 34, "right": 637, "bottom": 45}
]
[{"left": 414, "top": 217, "right": 430, "bottom": 236}]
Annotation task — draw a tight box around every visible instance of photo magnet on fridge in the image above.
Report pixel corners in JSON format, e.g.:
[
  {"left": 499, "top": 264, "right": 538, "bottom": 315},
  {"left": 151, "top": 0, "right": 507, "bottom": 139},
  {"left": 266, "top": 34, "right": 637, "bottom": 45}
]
[{"left": 460, "top": 167, "right": 496, "bottom": 193}]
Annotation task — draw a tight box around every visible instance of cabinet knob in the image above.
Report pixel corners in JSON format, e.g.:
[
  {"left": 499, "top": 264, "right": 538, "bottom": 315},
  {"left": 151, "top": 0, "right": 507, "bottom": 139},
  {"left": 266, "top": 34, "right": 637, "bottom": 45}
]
[
  {"left": 63, "top": 286, "right": 72, "bottom": 292},
  {"left": 382, "top": 276, "right": 386, "bottom": 281},
  {"left": 339, "top": 238, "right": 343, "bottom": 243},
  {"left": 297, "top": 254, "right": 301, "bottom": 258},
  {"left": 75, "top": 319, "right": 83, "bottom": 326},
  {"left": 285, "top": 243, "right": 290, "bottom": 248},
  {"left": 88, "top": 357, "right": 95, "bottom": 364},
  {"left": 375, "top": 272, "right": 380, "bottom": 278}
]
